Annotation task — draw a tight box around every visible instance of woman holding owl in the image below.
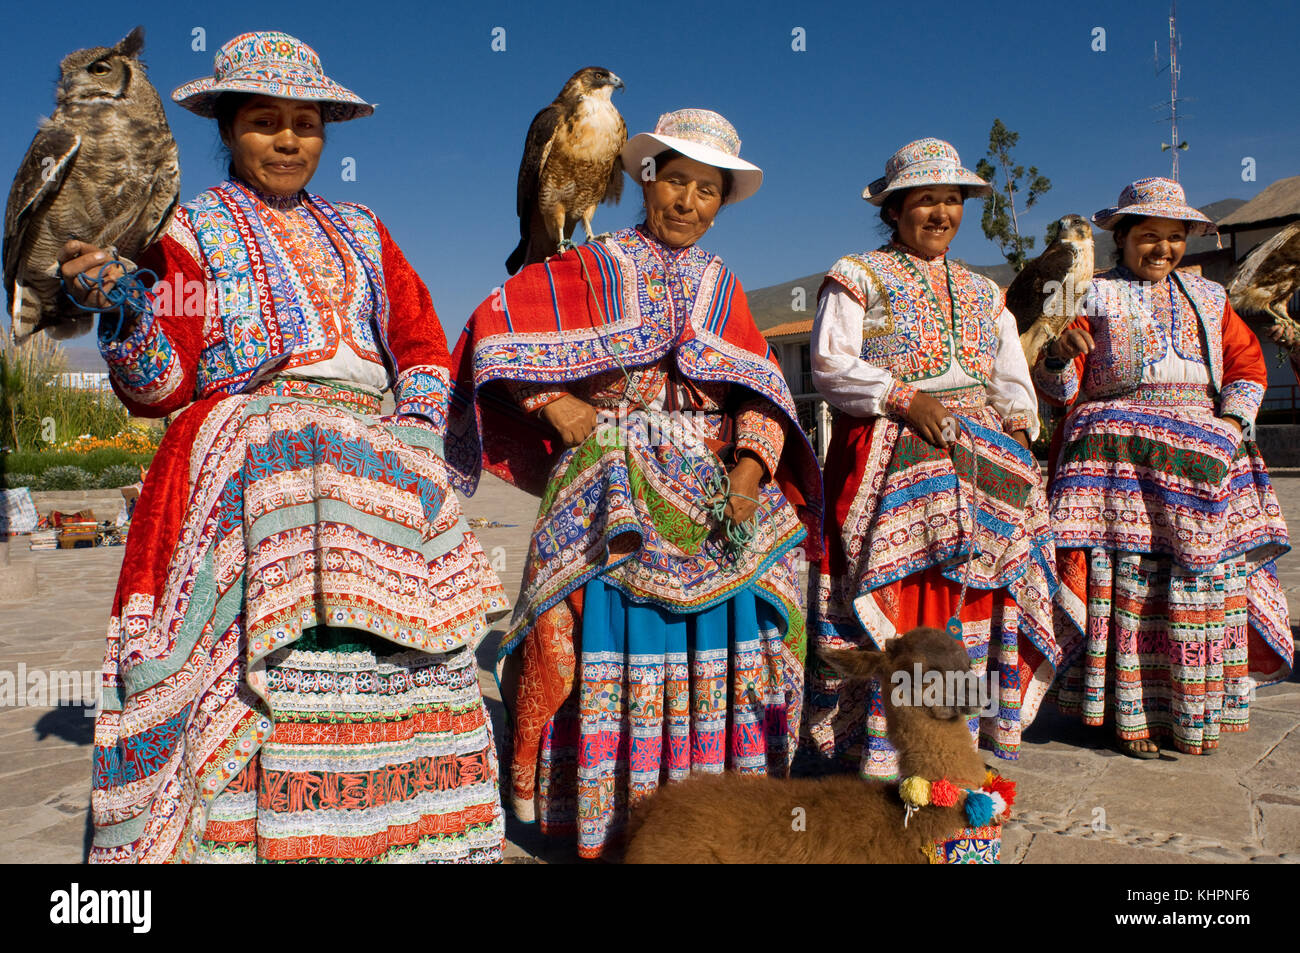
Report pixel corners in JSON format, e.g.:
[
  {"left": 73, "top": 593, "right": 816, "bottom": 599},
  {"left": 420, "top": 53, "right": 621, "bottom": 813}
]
[{"left": 61, "top": 32, "right": 509, "bottom": 863}]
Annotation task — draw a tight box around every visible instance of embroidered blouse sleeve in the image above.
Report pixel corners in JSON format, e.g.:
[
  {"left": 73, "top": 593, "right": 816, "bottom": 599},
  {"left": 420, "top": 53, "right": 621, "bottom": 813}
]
[
  {"left": 97, "top": 218, "right": 205, "bottom": 419},
  {"left": 376, "top": 218, "right": 453, "bottom": 431},
  {"left": 986, "top": 298, "right": 1041, "bottom": 440},
  {"left": 734, "top": 395, "right": 786, "bottom": 478},
  {"left": 811, "top": 281, "right": 914, "bottom": 418},
  {"left": 1218, "top": 300, "right": 1267, "bottom": 428},
  {"left": 1031, "top": 313, "right": 1089, "bottom": 406}
]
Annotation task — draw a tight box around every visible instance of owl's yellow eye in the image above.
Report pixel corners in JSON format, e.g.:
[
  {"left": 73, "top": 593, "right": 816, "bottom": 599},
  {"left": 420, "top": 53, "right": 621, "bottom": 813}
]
[{"left": 88, "top": 61, "right": 111, "bottom": 76}]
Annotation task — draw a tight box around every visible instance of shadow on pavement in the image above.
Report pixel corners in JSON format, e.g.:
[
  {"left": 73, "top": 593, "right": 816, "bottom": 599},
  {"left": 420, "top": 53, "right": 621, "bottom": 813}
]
[{"left": 33, "top": 704, "right": 95, "bottom": 746}]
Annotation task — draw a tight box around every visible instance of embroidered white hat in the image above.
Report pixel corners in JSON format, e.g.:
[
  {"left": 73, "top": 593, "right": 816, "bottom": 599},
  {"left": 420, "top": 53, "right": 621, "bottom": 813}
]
[
  {"left": 621, "top": 108, "right": 763, "bottom": 204},
  {"left": 1092, "top": 177, "right": 1216, "bottom": 236},
  {"left": 864, "top": 137, "right": 992, "bottom": 206}
]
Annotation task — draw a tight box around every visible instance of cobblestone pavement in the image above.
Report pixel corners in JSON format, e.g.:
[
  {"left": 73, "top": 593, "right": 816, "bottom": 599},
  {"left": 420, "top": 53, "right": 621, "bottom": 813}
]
[{"left": 2, "top": 473, "right": 1297, "bottom": 864}]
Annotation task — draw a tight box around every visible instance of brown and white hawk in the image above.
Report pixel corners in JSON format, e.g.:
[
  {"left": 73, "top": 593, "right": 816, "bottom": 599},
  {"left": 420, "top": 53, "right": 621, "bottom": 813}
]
[
  {"left": 505, "top": 67, "right": 625, "bottom": 275},
  {"left": 1006, "top": 214, "right": 1095, "bottom": 368}
]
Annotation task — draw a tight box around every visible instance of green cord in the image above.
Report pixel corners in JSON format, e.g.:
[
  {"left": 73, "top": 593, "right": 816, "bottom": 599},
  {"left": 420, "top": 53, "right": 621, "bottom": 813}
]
[{"left": 573, "top": 242, "right": 766, "bottom": 557}]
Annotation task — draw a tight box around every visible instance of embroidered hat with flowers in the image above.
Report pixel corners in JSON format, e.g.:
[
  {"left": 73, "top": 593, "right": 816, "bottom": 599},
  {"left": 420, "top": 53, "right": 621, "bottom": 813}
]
[
  {"left": 1091, "top": 177, "right": 1216, "bottom": 236},
  {"left": 172, "top": 31, "right": 374, "bottom": 122},
  {"left": 864, "top": 137, "right": 993, "bottom": 206}
]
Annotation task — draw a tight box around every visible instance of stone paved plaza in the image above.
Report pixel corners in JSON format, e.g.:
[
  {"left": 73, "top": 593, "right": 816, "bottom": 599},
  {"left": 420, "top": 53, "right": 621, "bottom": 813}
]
[{"left": 2, "top": 472, "right": 1298, "bottom": 864}]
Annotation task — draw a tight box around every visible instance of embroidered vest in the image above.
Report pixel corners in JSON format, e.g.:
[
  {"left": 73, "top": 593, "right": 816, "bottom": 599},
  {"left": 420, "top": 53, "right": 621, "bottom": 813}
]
[
  {"left": 182, "top": 180, "right": 391, "bottom": 398},
  {"left": 1081, "top": 268, "right": 1227, "bottom": 399},
  {"left": 826, "top": 248, "right": 1002, "bottom": 386}
]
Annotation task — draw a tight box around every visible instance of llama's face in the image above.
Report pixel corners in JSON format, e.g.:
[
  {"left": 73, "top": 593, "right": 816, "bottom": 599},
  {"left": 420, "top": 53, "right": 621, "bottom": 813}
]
[
  {"left": 893, "top": 629, "right": 982, "bottom": 721},
  {"left": 820, "top": 627, "right": 983, "bottom": 721}
]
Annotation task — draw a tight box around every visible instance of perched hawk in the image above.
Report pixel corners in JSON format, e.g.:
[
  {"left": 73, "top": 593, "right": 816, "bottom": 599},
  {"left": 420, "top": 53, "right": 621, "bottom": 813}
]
[
  {"left": 1227, "top": 221, "right": 1300, "bottom": 338},
  {"left": 505, "top": 67, "right": 625, "bottom": 275},
  {"left": 1006, "top": 214, "right": 1095, "bottom": 368},
  {"left": 4, "top": 26, "right": 179, "bottom": 340}
]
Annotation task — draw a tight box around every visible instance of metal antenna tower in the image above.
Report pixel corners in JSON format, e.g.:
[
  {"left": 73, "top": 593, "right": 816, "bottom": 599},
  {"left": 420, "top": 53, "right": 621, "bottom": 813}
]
[{"left": 1155, "top": 1, "right": 1190, "bottom": 179}]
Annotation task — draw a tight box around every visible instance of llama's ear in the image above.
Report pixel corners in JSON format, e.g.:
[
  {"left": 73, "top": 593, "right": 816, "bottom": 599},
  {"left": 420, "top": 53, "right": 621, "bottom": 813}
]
[{"left": 818, "top": 646, "right": 886, "bottom": 681}]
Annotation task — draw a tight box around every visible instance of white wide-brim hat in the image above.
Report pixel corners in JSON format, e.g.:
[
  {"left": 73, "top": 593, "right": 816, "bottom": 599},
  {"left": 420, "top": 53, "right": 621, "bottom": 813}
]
[
  {"left": 621, "top": 108, "right": 763, "bottom": 204},
  {"left": 1092, "top": 177, "right": 1216, "bottom": 236},
  {"left": 173, "top": 30, "right": 374, "bottom": 122},
  {"left": 864, "top": 137, "right": 991, "bottom": 206}
]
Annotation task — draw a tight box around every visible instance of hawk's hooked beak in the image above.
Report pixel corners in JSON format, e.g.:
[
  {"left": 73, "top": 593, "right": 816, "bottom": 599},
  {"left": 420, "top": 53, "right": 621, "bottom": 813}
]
[{"left": 608, "top": 73, "right": 625, "bottom": 92}]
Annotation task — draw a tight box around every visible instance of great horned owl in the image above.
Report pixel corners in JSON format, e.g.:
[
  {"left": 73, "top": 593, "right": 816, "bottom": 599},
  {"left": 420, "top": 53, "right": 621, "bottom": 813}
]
[
  {"left": 4, "top": 26, "right": 180, "bottom": 340},
  {"left": 1006, "top": 214, "right": 1095, "bottom": 367}
]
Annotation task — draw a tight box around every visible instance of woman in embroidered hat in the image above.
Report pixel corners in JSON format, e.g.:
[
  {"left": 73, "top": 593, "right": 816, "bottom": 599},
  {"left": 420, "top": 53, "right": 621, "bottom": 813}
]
[
  {"left": 447, "top": 108, "right": 822, "bottom": 858},
  {"left": 60, "top": 31, "right": 510, "bottom": 862},
  {"left": 806, "top": 137, "right": 1062, "bottom": 786},
  {"left": 1033, "top": 177, "right": 1290, "bottom": 758}
]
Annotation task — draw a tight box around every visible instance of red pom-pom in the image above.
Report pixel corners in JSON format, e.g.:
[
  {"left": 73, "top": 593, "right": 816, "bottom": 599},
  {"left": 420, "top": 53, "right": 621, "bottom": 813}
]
[
  {"left": 931, "top": 778, "right": 960, "bottom": 808},
  {"left": 985, "top": 775, "right": 1017, "bottom": 813}
]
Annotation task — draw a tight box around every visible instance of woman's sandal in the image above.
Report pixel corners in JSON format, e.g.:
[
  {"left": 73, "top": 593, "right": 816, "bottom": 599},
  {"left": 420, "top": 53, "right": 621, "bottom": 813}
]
[{"left": 1119, "top": 738, "right": 1161, "bottom": 760}]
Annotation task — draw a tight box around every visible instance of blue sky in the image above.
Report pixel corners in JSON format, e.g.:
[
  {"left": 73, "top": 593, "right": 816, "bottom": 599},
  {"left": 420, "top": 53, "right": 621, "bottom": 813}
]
[{"left": 3, "top": 0, "right": 1297, "bottom": 354}]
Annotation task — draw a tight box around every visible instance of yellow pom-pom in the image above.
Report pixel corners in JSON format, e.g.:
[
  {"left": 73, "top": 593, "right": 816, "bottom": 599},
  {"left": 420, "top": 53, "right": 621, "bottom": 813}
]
[
  {"left": 985, "top": 768, "right": 996, "bottom": 786},
  {"left": 899, "top": 775, "right": 932, "bottom": 808}
]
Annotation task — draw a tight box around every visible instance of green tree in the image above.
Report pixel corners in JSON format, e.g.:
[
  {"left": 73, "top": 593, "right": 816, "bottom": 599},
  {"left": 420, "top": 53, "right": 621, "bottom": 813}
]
[{"left": 974, "top": 119, "right": 1052, "bottom": 271}]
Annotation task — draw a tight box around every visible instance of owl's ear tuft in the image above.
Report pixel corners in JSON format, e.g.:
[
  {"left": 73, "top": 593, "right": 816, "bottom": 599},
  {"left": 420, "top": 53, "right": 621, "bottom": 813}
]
[{"left": 116, "top": 26, "right": 145, "bottom": 58}]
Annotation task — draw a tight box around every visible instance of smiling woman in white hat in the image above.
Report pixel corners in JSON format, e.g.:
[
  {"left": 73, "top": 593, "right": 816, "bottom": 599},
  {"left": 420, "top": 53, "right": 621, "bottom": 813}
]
[
  {"left": 448, "top": 107, "right": 822, "bottom": 858},
  {"left": 1035, "top": 176, "right": 1290, "bottom": 760},
  {"left": 806, "top": 139, "right": 1062, "bottom": 843},
  {"left": 61, "top": 31, "right": 510, "bottom": 863}
]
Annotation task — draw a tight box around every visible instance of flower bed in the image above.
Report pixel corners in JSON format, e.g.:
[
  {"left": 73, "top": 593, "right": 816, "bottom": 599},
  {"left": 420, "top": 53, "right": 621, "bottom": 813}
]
[{"left": 2, "top": 430, "right": 158, "bottom": 490}]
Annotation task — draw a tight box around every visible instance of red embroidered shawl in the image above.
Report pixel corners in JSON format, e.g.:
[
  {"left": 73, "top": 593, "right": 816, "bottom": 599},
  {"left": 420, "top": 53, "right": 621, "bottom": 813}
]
[{"left": 447, "top": 227, "right": 822, "bottom": 549}]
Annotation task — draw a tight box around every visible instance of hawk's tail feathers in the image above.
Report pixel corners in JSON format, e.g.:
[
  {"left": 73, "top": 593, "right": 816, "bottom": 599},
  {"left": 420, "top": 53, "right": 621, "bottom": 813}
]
[{"left": 505, "top": 238, "right": 528, "bottom": 276}]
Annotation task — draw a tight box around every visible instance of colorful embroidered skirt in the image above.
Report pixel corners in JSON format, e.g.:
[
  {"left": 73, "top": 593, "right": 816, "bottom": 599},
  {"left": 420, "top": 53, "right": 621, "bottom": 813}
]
[
  {"left": 501, "top": 417, "right": 807, "bottom": 858},
  {"left": 193, "top": 629, "right": 502, "bottom": 862},
  {"left": 1047, "top": 385, "right": 1292, "bottom": 751},
  {"left": 1048, "top": 384, "right": 1289, "bottom": 571},
  {"left": 90, "top": 378, "right": 509, "bottom": 862},
  {"left": 514, "top": 576, "right": 797, "bottom": 858},
  {"left": 808, "top": 394, "right": 1063, "bottom": 778}
]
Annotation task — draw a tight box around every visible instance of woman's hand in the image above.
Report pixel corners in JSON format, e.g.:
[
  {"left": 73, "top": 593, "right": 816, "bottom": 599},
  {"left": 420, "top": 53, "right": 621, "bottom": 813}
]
[
  {"left": 58, "top": 240, "right": 123, "bottom": 311},
  {"left": 539, "top": 393, "right": 599, "bottom": 448},
  {"left": 1045, "top": 329, "right": 1095, "bottom": 363},
  {"left": 904, "top": 392, "right": 956, "bottom": 449},
  {"left": 724, "top": 453, "right": 764, "bottom": 524},
  {"left": 1268, "top": 322, "right": 1300, "bottom": 351},
  {"left": 1009, "top": 430, "right": 1031, "bottom": 450}
]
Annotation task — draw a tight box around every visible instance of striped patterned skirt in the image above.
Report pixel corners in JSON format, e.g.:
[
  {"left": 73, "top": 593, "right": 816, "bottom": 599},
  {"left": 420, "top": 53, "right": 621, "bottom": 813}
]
[
  {"left": 501, "top": 416, "right": 807, "bottom": 858},
  {"left": 808, "top": 391, "right": 1063, "bottom": 779},
  {"left": 195, "top": 628, "right": 502, "bottom": 863},
  {"left": 90, "top": 378, "right": 509, "bottom": 862},
  {"left": 517, "top": 576, "right": 799, "bottom": 858},
  {"left": 1047, "top": 384, "right": 1292, "bottom": 752}
]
